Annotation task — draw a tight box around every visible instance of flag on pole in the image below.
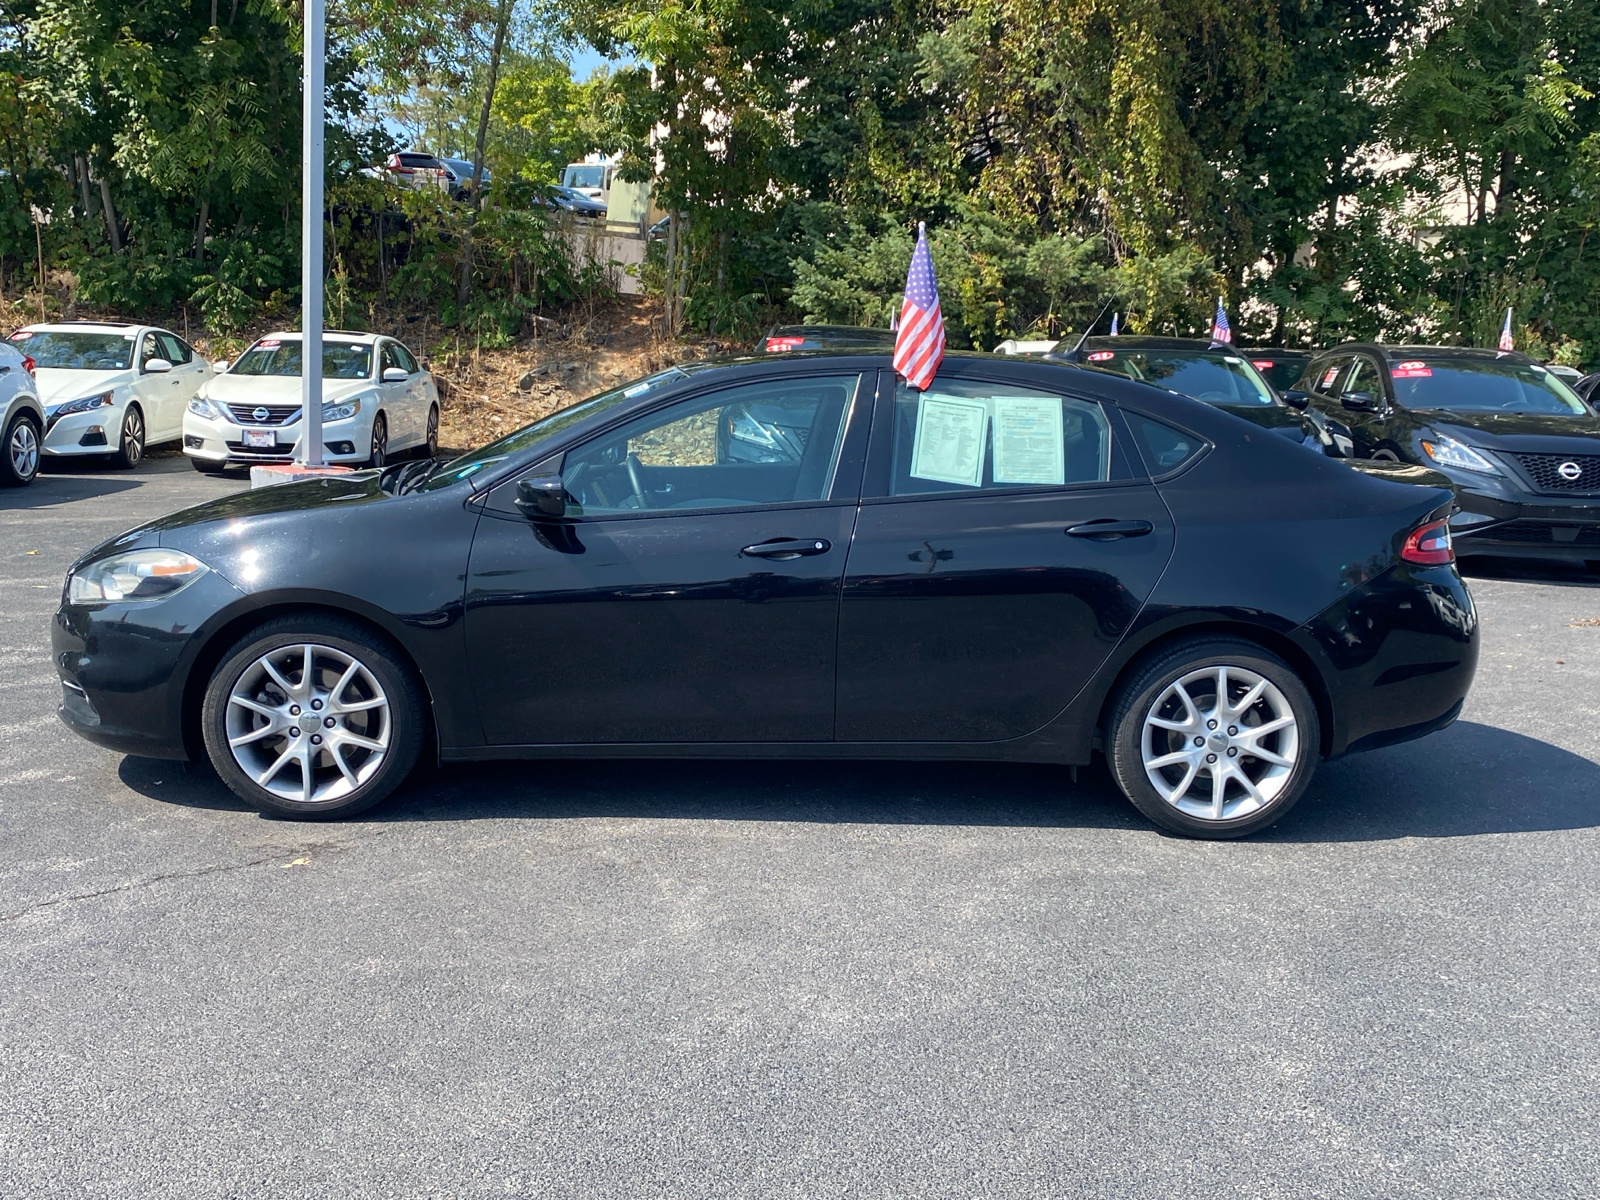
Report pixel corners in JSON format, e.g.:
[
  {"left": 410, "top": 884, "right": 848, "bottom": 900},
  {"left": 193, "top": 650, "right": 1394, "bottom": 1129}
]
[
  {"left": 1498, "top": 307, "right": 1514, "bottom": 351},
  {"left": 893, "top": 223, "right": 945, "bottom": 390},
  {"left": 1211, "top": 296, "right": 1232, "bottom": 344},
  {"left": 1109, "top": 312, "right": 1120, "bottom": 336}
]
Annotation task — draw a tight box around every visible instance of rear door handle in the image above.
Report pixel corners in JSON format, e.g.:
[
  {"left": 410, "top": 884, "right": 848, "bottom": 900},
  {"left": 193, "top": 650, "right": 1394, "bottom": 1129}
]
[
  {"left": 741, "top": 538, "right": 832, "bottom": 559},
  {"left": 1066, "top": 520, "right": 1154, "bottom": 540}
]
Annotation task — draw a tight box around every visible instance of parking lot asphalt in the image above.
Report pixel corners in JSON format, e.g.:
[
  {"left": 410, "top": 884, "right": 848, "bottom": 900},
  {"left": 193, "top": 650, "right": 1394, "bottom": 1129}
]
[{"left": 2, "top": 449, "right": 1598, "bottom": 1198}]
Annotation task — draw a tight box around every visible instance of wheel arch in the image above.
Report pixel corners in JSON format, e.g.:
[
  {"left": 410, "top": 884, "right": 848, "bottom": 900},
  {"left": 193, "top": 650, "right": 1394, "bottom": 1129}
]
[
  {"left": 1093, "top": 618, "right": 1337, "bottom": 760},
  {"left": 178, "top": 599, "right": 439, "bottom": 764}
]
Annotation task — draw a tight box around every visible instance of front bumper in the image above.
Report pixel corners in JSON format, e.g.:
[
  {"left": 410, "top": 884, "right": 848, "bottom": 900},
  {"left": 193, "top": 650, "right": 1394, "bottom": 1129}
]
[
  {"left": 41, "top": 405, "right": 116, "bottom": 456},
  {"left": 1449, "top": 486, "right": 1600, "bottom": 560},
  {"left": 183, "top": 411, "right": 366, "bottom": 467},
  {"left": 53, "top": 567, "right": 249, "bottom": 760}
]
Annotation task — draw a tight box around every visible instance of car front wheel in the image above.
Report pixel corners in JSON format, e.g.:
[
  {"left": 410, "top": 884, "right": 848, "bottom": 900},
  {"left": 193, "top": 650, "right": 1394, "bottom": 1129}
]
[
  {"left": 201, "top": 616, "right": 424, "bottom": 819},
  {"left": 2, "top": 412, "right": 41, "bottom": 486},
  {"left": 367, "top": 413, "right": 388, "bottom": 468},
  {"left": 1107, "top": 638, "right": 1320, "bottom": 838},
  {"left": 112, "top": 404, "right": 145, "bottom": 468}
]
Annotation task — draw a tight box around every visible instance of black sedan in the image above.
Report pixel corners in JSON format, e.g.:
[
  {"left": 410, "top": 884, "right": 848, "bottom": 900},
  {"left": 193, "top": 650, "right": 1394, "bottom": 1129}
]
[
  {"left": 52, "top": 353, "right": 1478, "bottom": 838},
  {"left": 1048, "top": 336, "right": 1344, "bottom": 455},
  {"left": 1295, "top": 344, "right": 1600, "bottom": 564}
]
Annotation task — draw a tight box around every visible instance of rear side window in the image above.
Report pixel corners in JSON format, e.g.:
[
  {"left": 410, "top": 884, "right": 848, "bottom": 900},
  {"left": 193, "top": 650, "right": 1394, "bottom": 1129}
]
[
  {"left": 1308, "top": 356, "right": 1352, "bottom": 396},
  {"left": 157, "top": 333, "right": 192, "bottom": 364},
  {"left": 885, "top": 380, "right": 1112, "bottom": 496},
  {"left": 1125, "top": 412, "right": 1205, "bottom": 475}
]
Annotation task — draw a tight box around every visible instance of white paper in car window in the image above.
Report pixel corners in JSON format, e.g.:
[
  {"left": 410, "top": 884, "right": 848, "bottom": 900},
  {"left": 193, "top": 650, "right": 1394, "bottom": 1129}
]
[
  {"left": 910, "top": 394, "right": 988, "bottom": 487},
  {"left": 991, "top": 396, "right": 1064, "bottom": 485}
]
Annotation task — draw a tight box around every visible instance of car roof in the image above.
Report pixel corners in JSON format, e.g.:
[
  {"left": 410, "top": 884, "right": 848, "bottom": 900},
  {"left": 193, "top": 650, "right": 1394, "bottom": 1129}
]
[
  {"left": 1320, "top": 343, "right": 1537, "bottom": 364},
  {"left": 20, "top": 321, "right": 151, "bottom": 333},
  {"left": 254, "top": 330, "right": 384, "bottom": 344}
]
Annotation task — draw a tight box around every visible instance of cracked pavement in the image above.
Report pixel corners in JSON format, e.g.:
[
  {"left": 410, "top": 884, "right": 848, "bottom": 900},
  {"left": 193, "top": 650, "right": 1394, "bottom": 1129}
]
[{"left": 3, "top": 450, "right": 1599, "bottom": 1198}]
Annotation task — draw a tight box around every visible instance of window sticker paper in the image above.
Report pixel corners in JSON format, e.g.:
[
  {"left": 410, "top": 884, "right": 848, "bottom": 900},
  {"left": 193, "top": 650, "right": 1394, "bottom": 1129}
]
[
  {"left": 992, "top": 396, "right": 1065, "bottom": 485},
  {"left": 909, "top": 394, "right": 988, "bottom": 487},
  {"left": 1391, "top": 360, "right": 1432, "bottom": 378},
  {"left": 1320, "top": 367, "right": 1341, "bottom": 389}
]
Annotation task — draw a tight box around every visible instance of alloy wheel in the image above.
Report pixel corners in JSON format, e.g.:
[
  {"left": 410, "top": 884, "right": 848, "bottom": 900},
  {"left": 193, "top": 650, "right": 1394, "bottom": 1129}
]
[
  {"left": 121, "top": 408, "right": 144, "bottom": 466},
  {"left": 369, "top": 416, "right": 387, "bottom": 468},
  {"left": 425, "top": 406, "right": 438, "bottom": 456},
  {"left": 9, "top": 419, "right": 39, "bottom": 481},
  {"left": 224, "top": 643, "right": 392, "bottom": 805},
  {"left": 1139, "top": 664, "right": 1299, "bottom": 822}
]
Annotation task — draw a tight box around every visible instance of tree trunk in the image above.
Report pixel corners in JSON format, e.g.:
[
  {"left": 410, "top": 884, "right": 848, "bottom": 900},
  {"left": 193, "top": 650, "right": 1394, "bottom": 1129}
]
[
  {"left": 456, "top": 0, "right": 513, "bottom": 310},
  {"left": 74, "top": 155, "right": 94, "bottom": 217},
  {"left": 193, "top": 198, "right": 210, "bottom": 261},
  {"left": 98, "top": 176, "right": 123, "bottom": 253}
]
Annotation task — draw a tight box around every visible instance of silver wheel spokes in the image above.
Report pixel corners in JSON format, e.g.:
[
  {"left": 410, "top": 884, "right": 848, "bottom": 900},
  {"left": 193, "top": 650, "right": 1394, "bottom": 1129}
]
[
  {"left": 1141, "top": 664, "right": 1298, "bottom": 822},
  {"left": 225, "top": 643, "right": 391, "bottom": 805},
  {"left": 10, "top": 422, "right": 38, "bottom": 477}
]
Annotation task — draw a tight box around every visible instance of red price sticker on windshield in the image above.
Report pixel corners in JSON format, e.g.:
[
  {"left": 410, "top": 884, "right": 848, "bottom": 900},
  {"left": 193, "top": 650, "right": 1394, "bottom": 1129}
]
[
  {"left": 9, "top": 331, "right": 31, "bottom": 339},
  {"left": 257, "top": 339, "right": 281, "bottom": 349},
  {"left": 1087, "top": 350, "right": 1116, "bottom": 362},
  {"left": 1391, "top": 360, "right": 1431, "bottom": 378}
]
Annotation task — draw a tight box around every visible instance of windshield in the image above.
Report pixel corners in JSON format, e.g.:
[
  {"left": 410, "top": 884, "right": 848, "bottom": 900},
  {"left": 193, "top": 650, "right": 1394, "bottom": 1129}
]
[
  {"left": 564, "top": 165, "right": 605, "bottom": 190},
  {"left": 421, "top": 365, "right": 707, "bottom": 491},
  {"left": 229, "top": 339, "right": 373, "bottom": 380},
  {"left": 10, "top": 331, "right": 134, "bottom": 370},
  {"left": 1390, "top": 358, "right": 1591, "bottom": 415},
  {"left": 1085, "top": 349, "right": 1277, "bottom": 406}
]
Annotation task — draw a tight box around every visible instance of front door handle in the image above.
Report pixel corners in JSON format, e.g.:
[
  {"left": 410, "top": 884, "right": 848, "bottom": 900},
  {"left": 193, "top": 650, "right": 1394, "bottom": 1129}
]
[
  {"left": 1066, "top": 519, "right": 1154, "bottom": 540},
  {"left": 741, "top": 538, "right": 832, "bottom": 559}
]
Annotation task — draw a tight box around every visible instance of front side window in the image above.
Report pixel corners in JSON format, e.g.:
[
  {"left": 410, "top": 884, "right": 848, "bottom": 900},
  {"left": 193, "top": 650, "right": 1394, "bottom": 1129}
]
[
  {"left": 138, "top": 334, "right": 166, "bottom": 369},
  {"left": 560, "top": 374, "right": 858, "bottom": 515},
  {"left": 392, "top": 343, "right": 420, "bottom": 374},
  {"left": 884, "top": 380, "right": 1112, "bottom": 496},
  {"left": 1388, "top": 358, "right": 1592, "bottom": 416},
  {"left": 1342, "top": 358, "right": 1383, "bottom": 400},
  {"left": 1308, "top": 356, "right": 1353, "bottom": 396},
  {"left": 13, "top": 331, "right": 134, "bottom": 370},
  {"left": 229, "top": 339, "right": 374, "bottom": 380}
]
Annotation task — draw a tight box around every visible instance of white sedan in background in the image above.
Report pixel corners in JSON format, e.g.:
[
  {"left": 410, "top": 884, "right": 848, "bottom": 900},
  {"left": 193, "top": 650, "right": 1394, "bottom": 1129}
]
[
  {"left": 8, "top": 322, "right": 208, "bottom": 468},
  {"left": 183, "top": 331, "right": 440, "bottom": 473}
]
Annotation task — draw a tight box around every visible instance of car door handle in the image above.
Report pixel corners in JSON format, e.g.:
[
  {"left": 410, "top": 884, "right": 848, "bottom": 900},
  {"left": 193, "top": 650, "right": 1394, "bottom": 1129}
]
[
  {"left": 741, "top": 538, "right": 832, "bottom": 559},
  {"left": 1066, "top": 520, "right": 1154, "bottom": 540}
]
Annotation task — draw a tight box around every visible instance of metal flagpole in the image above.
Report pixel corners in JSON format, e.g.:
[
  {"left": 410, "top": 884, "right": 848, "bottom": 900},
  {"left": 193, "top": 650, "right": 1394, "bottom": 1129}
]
[{"left": 300, "top": 0, "right": 324, "bottom": 466}]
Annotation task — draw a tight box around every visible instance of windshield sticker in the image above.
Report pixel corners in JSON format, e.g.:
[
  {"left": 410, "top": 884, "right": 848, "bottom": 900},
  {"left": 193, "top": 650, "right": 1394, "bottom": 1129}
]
[
  {"left": 1087, "top": 350, "right": 1115, "bottom": 362},
  {"left": 992, "top": 396, "right": 1065, "bottom": 485},
  {"left": 1320, "top": 367, "right": 1341, "bottom": 388},
  {"left": 1530, "top": 364, "right": 1548, "bottom": 373},
  {"left": 910, "top": 394, "right": 988, "bottom": 487},
  {"left": 257, "top": 339, "right": 281, "bottom": 349},
  {"left": 1252, "top": 360, "right": 1273, "bottom": 369},
  {"left": 10, "top": 331, "right": 30, "bottom": 339},
  {"left": 1224, "top": 356, "right": 1242, "bottom": 363},
  {"left": 1391, "top": 360, "right": 1432, "bottom": 378}
]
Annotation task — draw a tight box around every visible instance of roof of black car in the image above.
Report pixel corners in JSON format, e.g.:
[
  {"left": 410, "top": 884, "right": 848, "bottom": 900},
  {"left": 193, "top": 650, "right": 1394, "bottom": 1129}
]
[
  {"left": 1066, "top": 335, "right": 1232, "bottom": 351},
  {"left": 1326, "top": 343, "right": 1534, "bottom": 362}
]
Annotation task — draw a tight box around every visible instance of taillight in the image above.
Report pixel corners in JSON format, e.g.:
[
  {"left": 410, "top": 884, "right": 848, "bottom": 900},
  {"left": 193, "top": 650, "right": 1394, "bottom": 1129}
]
[
  {"left": 21, "top": 355, "right": 35, "bottom": 376},
  {"left": 1401, "top": 518, "right": 1453, "bottom": 565},
  {"left": 764, "top": 337, "right": 804, "bottom": 353}
]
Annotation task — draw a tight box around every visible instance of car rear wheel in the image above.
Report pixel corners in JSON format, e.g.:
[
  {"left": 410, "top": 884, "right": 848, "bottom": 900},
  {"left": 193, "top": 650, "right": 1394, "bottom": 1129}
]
[
  {"left": 2, "top": 412, "right": 41, "bottom": 486},
  {"left": 423, "top": 405, "right": 438, "bottom": 457},
  {"left": 201, "top": 616, "right": 424, "bottom": 819},
  {"left": 112, "top": 405, "right": 144, "bottom": 468},
  {"left": 367, "top": 413, "right": 388, "bottom": 468},
  {"left": 1107, "top": 638, "right": 1320, "bottom": 838}
]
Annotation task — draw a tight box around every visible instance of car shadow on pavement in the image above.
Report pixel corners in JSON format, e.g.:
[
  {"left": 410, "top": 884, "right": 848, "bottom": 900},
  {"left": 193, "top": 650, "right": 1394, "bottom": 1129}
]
[
  {"left": 1460, "top": 557, "right": 1600, "bottom": 588},
  {"left": 118, "top": 718, "right": 1598, "bottom": 842},
  {"left": 0, "top": 475, "right": 143, "bottom": 509}
]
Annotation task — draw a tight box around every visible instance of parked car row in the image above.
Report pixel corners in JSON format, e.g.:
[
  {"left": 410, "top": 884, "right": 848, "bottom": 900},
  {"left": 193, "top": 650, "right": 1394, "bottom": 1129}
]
[{"left": 2, "top": 322, "right": 439, "bottom": 484}]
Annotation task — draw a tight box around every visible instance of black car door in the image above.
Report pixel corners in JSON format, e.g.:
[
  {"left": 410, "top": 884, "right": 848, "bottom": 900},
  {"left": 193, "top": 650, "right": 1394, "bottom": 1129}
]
[
  {"left": 834, "top": 371, "right": 1175, "bottom": 743},
  {"left": 464, "top": 371, "right": 870, "bottom": 744},
  {"left": 1331, "top": 354, "right": 1393, "bottom": 458}
]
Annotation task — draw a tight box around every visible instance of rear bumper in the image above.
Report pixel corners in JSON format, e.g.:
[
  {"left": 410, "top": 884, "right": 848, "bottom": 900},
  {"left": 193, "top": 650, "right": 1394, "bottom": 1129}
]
[{"left": 1451, "top": 489, "right": 1600, "bottom": 560}]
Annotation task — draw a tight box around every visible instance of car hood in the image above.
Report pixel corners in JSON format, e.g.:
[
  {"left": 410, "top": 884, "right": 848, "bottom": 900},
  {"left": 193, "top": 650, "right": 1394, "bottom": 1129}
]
[
  {"left": 203, "top": 374, "right": 372, "bottom": 405},
  {"left": 36, "top": 368, "right": 132, "bottom": 409},
  {"left": 1420, "top": 410, "right": 1600, "bottom": 454}
]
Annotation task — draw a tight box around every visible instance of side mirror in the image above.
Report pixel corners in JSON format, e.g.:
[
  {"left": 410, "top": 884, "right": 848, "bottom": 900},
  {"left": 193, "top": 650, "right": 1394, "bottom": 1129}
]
[
  {"left": 144, "top": 358, "right": 173, "bottom": 374},
  {"left": 1341, "top": 390, "right": 1378, "bottom": 412},
  {"left": 515, "top": 475, "right": 569, "bottom": 519},
  {"left": 1280, "top": 389, "right": 1310, "bottom": 409},
  {"left": 213, "top": 359, "right": 230, "bottom": 373},
  {"left": 381, "top": 366, "right": 409, "bottom": 383}
]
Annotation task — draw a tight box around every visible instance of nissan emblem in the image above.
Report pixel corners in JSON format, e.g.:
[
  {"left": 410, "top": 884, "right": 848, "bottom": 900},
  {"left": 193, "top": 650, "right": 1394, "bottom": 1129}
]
[
  {"left": 252, "top": 406, "right": 270, "bottom": 423},
  {"left": 1558, "top": 461, "right": 1583, "bottom": 481}
]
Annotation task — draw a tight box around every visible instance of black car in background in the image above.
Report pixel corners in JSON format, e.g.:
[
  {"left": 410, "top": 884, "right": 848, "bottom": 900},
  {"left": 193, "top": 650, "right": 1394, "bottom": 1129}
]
[
  {"left": 1295, "top": 344, "right": 1600, "bottom": 563},
  {"left": 52, "top": 352, "right": 1476, "bottom": 839},
  {"left": 1240, "top": 348, "right": 1314, "bottom": 394},
  {"left": 536, "top": 184, "right": 607, "bottom": 220},
  {"left": 1048, "top": 336, "right": 1344, "bottom": 456},
  {"left": 1577, "top": 373, "right": 1600, "bottom": 402},
  {"left": 762, "top": 325, "right": 896, "bottom": 353}
]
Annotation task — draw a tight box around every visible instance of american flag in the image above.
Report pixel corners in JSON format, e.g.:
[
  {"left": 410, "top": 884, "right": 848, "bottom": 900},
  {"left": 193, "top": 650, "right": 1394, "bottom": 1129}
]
[
  {"left": 893, "top": 223, "right": 945, "bottom": 390},
  {"left": 1498, "top": 307, "right": 1514, "bottom": 351},
  {"left": 1211, "top": 296, "right": 1232, "bottom": 344}
]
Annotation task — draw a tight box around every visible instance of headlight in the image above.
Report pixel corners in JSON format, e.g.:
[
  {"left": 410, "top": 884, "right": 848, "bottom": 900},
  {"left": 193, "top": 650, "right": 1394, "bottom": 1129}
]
[
  {"left": 188, "top": 396, "right": 223, "bottom": 419},
  {"left": 55, "top": 392, "right": 115, "bottom": 417},
  {"left": 68, "top": 550, "right": 209, "bottom": 604},
  {"left": 322, "top": 398, "right": 362, "bottom": 422},
  {"left": 1420, "top": 434, "right": 1501, "bottom": 475}
]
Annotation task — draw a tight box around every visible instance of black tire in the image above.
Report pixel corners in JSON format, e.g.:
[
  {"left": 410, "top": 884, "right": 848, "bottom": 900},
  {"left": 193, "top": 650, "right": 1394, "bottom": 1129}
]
[
  {"left": 367, "top": 413, "right": 388, "bottom": 468},
  {"left": 200, "top": 615, "right": 424, "bottom": 820},
  {"left": 111, "top": 404, "right": 145, "bottom": 469},
  {"left": 422, "top": 405, "right": 439, "bottom": 458},
  {"left": 1, "top": 411, "right": 41, "bottom": 486},
  {"left": 1107, "top": 637, "right": 1320, "bottom": 839}
]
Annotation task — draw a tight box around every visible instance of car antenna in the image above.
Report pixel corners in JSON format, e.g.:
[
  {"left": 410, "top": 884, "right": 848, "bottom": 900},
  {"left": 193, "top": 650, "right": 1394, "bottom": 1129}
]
[{"left": 1068, "top": 298, "right": 1117, "bottom": 356}]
